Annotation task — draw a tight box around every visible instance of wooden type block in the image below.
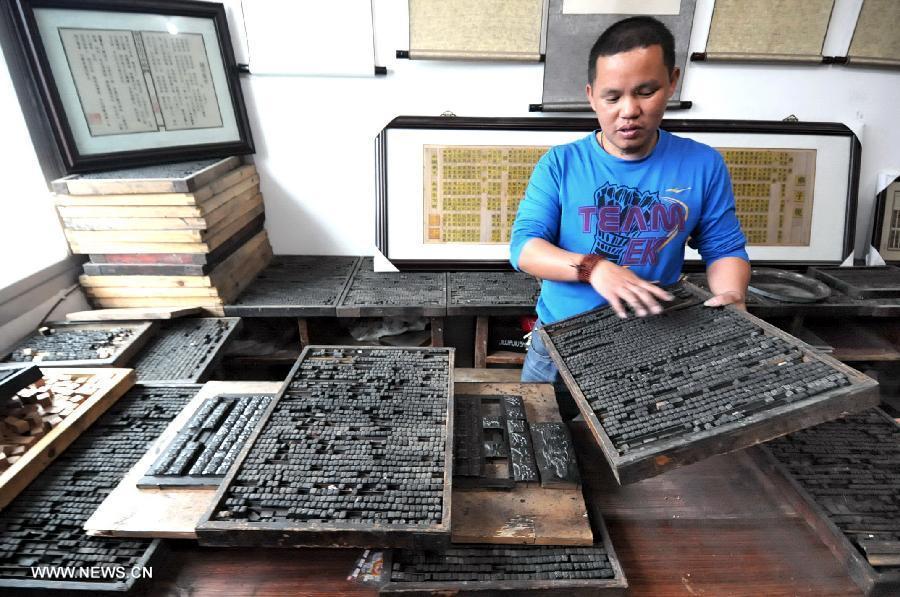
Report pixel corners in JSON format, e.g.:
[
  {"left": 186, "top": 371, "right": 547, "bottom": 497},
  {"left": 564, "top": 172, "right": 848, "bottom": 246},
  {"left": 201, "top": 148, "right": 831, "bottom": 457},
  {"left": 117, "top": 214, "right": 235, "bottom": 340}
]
[
  {"left": 529, "top": 422, "right": 580, "bottom": 489},
  {"left": 507, "top": 419, "right": 539, "bottom": 483},
  {"left": 453, "top": 394, "right": 484, "bottom": 478},
  {"left": 751, "top": 408, "right": 900, "bottom": 597},
  {"left": 196, "top": 346, "right": 454, "bottom": 549},
  {"left": 539, "top": 281, "right": 881, "bottom": 484},
  {"left": 137, "top": 393, "right": 271, "bottom": 488}
]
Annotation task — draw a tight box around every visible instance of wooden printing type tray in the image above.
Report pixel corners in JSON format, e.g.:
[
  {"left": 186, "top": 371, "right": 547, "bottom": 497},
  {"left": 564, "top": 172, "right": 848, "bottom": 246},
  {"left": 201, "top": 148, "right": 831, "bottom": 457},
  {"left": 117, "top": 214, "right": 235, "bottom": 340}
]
[
  {"left": 748, "top": 409, "right": 900, "bottom": 597},
  {"left": 336, "top": 259, "right": 448, "bottom": 317},
  {"left": 445, "top": 271, "right": 540, "bottom": 316},
  {"left": 538, "top": 281, "right": 880, "bottom": 484},
  {"left": 225, "top": 256, "right": 362, "bottom": 317},
  {"left": 2, "top": 322, "right": 156, "bottom": 368},
  {"left": 195, "top": 345, "right": 455, "bottom": 549},
  {"left": 131, "top": 317, "right": 242, "bottom": 384}
]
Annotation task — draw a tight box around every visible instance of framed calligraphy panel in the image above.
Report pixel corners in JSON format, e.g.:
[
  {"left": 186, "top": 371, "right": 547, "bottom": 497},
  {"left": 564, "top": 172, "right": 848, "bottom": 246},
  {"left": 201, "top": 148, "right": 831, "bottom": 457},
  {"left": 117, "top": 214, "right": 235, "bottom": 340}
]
[{"left": 10, "top": 0, "right": 253, "bottom": 172}]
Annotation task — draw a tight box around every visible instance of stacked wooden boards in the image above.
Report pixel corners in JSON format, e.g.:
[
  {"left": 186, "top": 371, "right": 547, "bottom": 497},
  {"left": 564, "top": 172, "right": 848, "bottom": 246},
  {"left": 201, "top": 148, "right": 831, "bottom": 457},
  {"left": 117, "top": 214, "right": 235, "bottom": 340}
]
[{"left": 53, "top": 157, "right": 273, "bottom": 315}]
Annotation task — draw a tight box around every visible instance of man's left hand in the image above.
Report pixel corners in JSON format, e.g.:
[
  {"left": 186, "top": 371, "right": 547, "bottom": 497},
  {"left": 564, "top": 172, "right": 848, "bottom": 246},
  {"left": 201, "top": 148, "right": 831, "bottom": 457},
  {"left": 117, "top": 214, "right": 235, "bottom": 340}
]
[{"left": 703, "top": 290, "right": 746, "bottom": 310}]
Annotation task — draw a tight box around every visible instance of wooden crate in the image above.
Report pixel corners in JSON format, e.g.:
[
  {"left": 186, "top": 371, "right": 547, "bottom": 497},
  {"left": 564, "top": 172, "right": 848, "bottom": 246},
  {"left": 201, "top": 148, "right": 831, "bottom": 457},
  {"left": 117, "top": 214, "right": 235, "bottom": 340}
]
[
  {"left": 538, "top": 282, "right": 880, "bottom": 485},
  {"left": 0, "top": 367, "right": 135, "bottom": 510},
  {"left": 196, "top": 345, "right": 455, "bottom": 549}
]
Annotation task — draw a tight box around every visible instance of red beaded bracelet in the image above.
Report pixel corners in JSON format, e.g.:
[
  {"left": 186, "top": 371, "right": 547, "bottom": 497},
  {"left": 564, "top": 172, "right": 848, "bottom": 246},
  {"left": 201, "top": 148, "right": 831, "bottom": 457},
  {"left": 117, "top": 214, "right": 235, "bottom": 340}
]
[{"left": 574, "top": 253, "right": 605, "bottom": 283}]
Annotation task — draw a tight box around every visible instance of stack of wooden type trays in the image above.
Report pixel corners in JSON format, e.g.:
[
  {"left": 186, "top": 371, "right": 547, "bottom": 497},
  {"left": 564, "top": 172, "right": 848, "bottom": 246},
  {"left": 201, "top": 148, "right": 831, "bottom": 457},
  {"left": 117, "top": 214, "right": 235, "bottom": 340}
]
[{"left": 53, "top": 157, "right": 273, "bottom": 315}]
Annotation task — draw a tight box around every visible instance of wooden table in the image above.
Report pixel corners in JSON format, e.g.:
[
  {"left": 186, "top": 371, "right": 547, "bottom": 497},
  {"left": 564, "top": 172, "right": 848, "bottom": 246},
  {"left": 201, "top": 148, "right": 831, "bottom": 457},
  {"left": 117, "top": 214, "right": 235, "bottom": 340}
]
[{"left": 137, "top": 420, "right": 862, "bottom": 596}]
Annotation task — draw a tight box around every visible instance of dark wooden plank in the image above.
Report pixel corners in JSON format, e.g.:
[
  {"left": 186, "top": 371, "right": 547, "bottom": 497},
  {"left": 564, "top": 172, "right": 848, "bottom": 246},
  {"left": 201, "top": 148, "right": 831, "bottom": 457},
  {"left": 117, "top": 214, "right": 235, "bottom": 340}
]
[
  {"left": 474, "top": 316, "right": 488, "bottom": 368},
  {"left": 0, "top": 365, "right": 42, "bottom": 400},
  {"left": 540, "top": 281, "right": 881, "bottom": 485},
  {"left": 530, "top": 422, "right": 580, "bottom": 489}
]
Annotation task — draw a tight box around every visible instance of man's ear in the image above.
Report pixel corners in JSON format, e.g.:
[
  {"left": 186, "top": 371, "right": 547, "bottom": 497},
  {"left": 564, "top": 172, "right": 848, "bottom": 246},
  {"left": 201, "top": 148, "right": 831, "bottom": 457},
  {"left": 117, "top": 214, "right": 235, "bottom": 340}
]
[
  {"left": 667, "top": 67, "right": 681, "bottom": 97},
  {"left": 585, "top": 83, "right": 595, "bottom": 110}
]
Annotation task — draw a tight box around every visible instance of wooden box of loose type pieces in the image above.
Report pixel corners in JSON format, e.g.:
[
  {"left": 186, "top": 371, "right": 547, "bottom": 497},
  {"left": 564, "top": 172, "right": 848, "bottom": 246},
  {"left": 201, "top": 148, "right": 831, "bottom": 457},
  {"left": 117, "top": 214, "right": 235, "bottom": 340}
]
[
  {"left": 538, "top": 282, "right": 880, "bottom": 485},
  {"left": 52, "top": 157, "right": 273, "bottom": 315},
  {"left": 0, "top": 368, "right": 134, "bottom": 509}
]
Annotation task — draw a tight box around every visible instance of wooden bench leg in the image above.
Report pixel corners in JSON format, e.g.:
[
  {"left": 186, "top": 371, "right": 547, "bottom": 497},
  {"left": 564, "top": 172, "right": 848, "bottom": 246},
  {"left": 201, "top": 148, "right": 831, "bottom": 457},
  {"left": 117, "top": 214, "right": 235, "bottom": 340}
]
[
  {"left": 475, "top": 316, "right": 488, "bottom": 368},
  {"left": 430, "top": 317, "right": 444, "bottom": 347},
  {"left": 297, "top": 318, "right": 310, "bottom": 350}
]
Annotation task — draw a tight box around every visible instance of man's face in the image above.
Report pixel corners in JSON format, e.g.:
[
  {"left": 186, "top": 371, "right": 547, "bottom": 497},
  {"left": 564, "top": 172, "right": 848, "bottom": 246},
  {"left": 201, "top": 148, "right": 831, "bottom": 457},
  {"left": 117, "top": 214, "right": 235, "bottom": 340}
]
[{"left": 586, "top": 44, "right": 679, "bottom": 160}]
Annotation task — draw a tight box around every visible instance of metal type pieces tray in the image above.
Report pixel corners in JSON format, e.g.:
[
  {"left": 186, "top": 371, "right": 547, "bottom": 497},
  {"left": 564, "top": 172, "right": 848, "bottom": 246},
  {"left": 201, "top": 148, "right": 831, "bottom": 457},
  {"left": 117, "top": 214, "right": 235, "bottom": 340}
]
[
  {"left": 225, "top": 256, "right": 361, "bottom": 317},
  {"left": 139, "top": 393, "right": 271, "bottom": 488},
  {"left": 0, "top": 366, "right": 42, "bottom": 401},
  {"left": 337, "top": 258, "right": 447, "bottom": 317},
  {"left": 750, "top": 409, "right": 900, "bottom": 596},
  {"left": 2, "top": 321, "right": 155, "bottom": 367},
  {"left": 748, "top": 268, "right": 832, "bottom": 303},
  {"left": 381, "top": 493, "right": 627, "bottom": 594},
  {"left": 446, "top": 271, "right": 540, "bottom": 315},
  {"left": 196, "top": 345, "right": 454, "bottom": 549},
  {"left": 538, "top": 282, "right": 880, "bottom": 484},
  {"left": 131, "top": 317, "right": 242, "bottom": 383},
  {"left": 809, "top": 266, "right": 900, "bottom": 299},
  {"left": 0, "top": 384, "right": 197, "bottom": 592}
]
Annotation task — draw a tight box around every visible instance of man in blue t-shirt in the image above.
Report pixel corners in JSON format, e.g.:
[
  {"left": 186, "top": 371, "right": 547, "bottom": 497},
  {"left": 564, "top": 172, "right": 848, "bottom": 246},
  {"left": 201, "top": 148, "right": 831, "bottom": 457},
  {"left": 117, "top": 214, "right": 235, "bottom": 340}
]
[{"left": 510, "top": 16, "right": 750, "bottom": 383}]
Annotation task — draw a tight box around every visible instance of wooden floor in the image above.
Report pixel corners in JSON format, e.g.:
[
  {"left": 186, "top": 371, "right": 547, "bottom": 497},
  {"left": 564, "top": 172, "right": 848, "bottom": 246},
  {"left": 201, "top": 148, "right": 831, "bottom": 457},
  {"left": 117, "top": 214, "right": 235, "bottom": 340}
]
[{"left": 137, "top": 421, "right": 862, "bottom": 596}]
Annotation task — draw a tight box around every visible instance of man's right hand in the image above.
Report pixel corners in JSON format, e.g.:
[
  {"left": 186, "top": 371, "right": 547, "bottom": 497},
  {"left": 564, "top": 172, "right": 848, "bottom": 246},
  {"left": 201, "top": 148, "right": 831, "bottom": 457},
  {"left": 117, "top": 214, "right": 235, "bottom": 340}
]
[{"left": 589, "top": 260, "right": 673, "bottom": 318}]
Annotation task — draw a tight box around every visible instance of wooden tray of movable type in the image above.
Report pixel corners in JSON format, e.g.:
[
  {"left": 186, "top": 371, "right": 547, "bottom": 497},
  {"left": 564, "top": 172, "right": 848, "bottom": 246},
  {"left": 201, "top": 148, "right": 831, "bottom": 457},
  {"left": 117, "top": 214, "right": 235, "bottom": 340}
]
[
  {"left": 0, "top": 367, "right": 135, "bottom": 510},
  {"left": 446, "top": 271, "right": 540, "bottom": 316},
  {"left": 0, "top": 365, "right": 42, "bottom": 401},
  {"left": 380, "top": 497, "right": 627, "bottom": 594},
  {"left": 225, "top": 256, "right": 361, "bottom": 317},
  {"left": 51, "top": 156, "right": 241, "bottom": 195},
  {"left": 0, "top": 384, "right": 198, "bottom": 592},
  {"left": 749, "top": 409, "right": 900, "bottom": 597},
  {"left": 3, "top": 321, "right": 155, "bottom": 368},
  {"left": 538, "top": 282, "right": 880, "bottom": 485},
  {"left": 196, "top": 345, "right": 455, "bottom": 549},
  {"left": 130, "top": 318, "right": 242, "bottom": 384},
  {"left": 809, "top": 266, "right": 900, "bottom": 299},
  {"left": 86, "top": 381, "right": 281, "bottom": 539},
  {"left": 336, "top": 258, "right": 448, "bottom": 317}
]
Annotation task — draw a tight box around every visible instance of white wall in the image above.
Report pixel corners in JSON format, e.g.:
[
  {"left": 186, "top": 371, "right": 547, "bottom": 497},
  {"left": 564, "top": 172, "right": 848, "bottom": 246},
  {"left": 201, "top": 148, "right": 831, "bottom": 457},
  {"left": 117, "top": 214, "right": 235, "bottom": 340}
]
[
  {"left": 0, "top": 44, "right": 70, "bottom": 288},
  {"left": 224, "top": 0, "right": 900, "bottom": 258}
]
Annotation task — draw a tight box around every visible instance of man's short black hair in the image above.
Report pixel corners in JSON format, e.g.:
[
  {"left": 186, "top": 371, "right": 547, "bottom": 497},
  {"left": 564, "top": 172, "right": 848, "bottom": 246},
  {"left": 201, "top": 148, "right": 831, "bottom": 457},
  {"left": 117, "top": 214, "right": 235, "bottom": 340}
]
[{"left": 588, "top": 16, "right": 675, "bottom": 84}]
